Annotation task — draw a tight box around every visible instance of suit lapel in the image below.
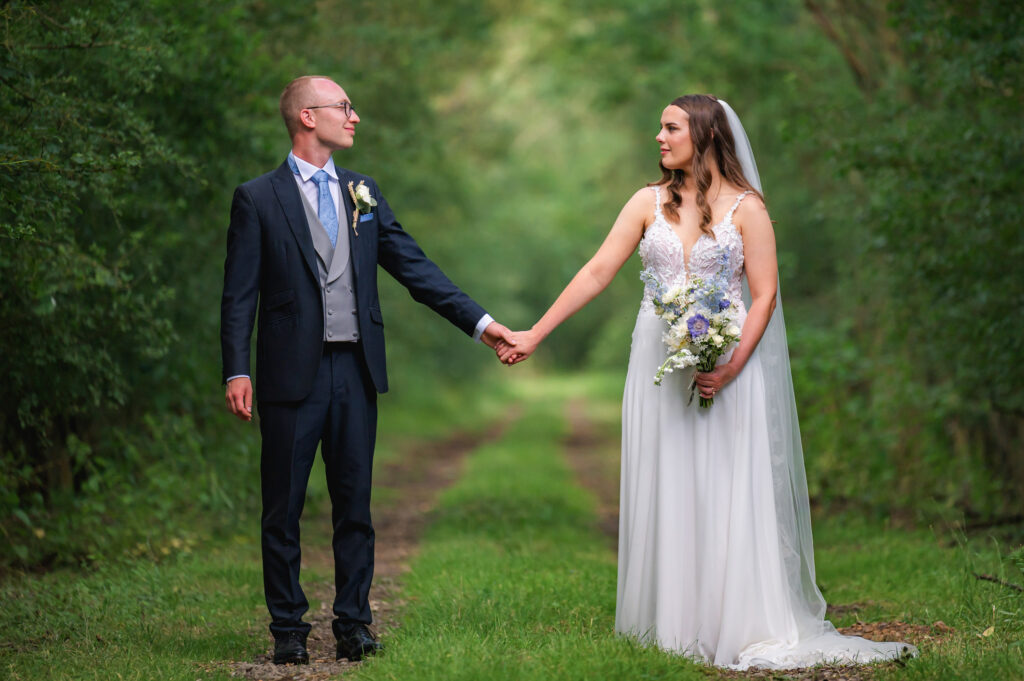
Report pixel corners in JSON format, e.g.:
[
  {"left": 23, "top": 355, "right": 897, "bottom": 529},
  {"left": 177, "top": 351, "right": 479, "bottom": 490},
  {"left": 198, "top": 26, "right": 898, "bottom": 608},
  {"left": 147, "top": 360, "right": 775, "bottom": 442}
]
[
  {"left": 335, "top": 167, "right": 361, "bottom": 281},
  {"left": 270, "top": 162, "right": 318, "bottom": 281},
  {"left": 336, "top": 168, "right": 356, "bottom": 236}
]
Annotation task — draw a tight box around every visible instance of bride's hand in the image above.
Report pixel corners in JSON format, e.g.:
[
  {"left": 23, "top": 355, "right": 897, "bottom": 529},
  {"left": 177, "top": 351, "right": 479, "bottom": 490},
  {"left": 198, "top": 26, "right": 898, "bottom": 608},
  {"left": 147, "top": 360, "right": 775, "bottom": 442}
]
[
  {"left": 695, "top": 363, "right": 739, "bottom": 399},
  {"left": 496, "top": 329, "right": 541, "bottom": 365}
]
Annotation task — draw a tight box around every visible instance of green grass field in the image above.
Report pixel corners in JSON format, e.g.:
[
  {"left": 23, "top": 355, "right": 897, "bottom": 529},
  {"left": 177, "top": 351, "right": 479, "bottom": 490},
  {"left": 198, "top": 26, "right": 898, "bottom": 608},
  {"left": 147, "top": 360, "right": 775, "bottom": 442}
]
[{"left": 2, "top": 373, "right": 1022, "bottom": 680}]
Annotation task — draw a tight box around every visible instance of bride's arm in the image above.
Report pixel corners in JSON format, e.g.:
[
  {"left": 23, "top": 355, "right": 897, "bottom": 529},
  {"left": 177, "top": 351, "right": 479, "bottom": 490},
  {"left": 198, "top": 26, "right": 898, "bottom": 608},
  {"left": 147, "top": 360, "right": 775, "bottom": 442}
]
[
  {"left": 694, "top": 197, "right": 778, "bottom": 397},
  {"left": 496, "top": 189, "right": 650, "bottom": 364}
]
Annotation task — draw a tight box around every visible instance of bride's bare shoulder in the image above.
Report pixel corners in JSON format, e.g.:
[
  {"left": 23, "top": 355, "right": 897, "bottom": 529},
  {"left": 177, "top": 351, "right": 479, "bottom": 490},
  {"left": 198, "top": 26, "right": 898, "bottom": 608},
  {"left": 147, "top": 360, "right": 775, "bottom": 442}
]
[
  {"left": 621, "top": 186, "right": 660, "bottom": 228},
  {"left": 628, "top": 185, "right": 661, "bottom": 202},
  {"left": 733, "top": 192, "right": 771, "bottom": 239},
  {"left": 735, "top": 191, "right": 768, "bottom": 217}
]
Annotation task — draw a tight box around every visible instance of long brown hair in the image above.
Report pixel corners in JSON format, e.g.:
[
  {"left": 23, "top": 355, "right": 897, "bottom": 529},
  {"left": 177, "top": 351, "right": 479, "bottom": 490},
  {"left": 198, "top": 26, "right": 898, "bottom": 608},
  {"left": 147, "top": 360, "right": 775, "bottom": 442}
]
[{"left": 651, "top": 94, "right": 764, "bottom": 234}]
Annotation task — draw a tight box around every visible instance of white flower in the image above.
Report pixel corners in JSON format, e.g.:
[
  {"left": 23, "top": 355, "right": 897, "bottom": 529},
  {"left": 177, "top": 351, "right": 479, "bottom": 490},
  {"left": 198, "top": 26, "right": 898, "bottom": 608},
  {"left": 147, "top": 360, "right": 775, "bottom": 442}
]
[
  {"left": 664, "top": 337, "right": 683, "bottom": 353},
  {"left": 664, "top": 286, "right": 683, "bottom": 303},
  {"left": 356, "top": 183, "right": 373, "bottom": 204},
  {"left": 726, "top": 324, "right": 741, "bottom": 337},
  {"left": 676, "top": 351, "right": 698, "bottom": 367},
  {"left": 350, "top": 180, "right": 378, "bottom": 214},
  {"left": 663, "top": 326, "right": 689, "bottom": 352},
  {"left": 711, "top": 333, "right": 724, "bottom": 347}
]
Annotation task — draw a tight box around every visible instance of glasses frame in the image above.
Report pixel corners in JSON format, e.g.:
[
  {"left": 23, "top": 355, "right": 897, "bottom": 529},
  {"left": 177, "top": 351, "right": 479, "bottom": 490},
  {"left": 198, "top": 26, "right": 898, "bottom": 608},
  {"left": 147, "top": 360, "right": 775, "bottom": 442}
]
[{"left": 305, "top": 101, "right": 355, "bottom": 118}]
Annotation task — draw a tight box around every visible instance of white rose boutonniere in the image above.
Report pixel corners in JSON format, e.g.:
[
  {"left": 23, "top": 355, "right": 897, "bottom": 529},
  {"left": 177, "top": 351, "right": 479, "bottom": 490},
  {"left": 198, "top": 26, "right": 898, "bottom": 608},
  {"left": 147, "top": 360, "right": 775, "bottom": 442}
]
[
  {"left": 346, "top": 180, "right": 377, "bottom": 236},
  {"left": 354, "top": 182, "right": 376, "bottom": 211}
]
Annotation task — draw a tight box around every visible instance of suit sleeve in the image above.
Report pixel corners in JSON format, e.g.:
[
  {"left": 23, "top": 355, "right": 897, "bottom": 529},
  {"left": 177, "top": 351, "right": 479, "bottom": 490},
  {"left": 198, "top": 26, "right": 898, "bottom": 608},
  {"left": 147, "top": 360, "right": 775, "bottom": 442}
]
[
  {"left": 220, "top": 185, "right": 261, "bottom": 383},
  {"left": 372, "top": 180, "right": 487, "bottom": 336}
]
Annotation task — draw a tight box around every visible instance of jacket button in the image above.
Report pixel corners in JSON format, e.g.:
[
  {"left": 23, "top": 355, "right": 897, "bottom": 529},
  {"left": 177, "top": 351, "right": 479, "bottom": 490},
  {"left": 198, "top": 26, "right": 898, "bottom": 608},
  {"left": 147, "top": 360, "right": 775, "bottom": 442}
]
[
  {"left": 328, "top": 309, "right": 334, "bottom": 316},
  {"left": 351, "top": 309, "right": 356, "bottom": 315},
  {"left": 327, "top": 331, "right": 333, "bottom": 337},
  {"left": 326, "top": 286, "right": 332, "bottom": 293}
]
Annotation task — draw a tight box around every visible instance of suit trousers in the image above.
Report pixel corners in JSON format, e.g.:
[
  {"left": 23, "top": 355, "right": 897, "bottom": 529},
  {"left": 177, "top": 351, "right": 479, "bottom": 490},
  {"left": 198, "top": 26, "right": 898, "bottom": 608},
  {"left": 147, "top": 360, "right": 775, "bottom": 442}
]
[{"left": 257, "top": 342, "right": 378, "bottom": 639}]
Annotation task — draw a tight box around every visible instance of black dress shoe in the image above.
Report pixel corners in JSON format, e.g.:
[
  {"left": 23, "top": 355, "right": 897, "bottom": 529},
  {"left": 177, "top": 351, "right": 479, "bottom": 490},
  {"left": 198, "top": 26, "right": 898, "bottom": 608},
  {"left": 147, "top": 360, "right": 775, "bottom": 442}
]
[
  {"left": 335, "top": 623, "right": 383, "bottom": 661},
  {"left": 272, "top": 632, "right": 310, "bottom": 665}
]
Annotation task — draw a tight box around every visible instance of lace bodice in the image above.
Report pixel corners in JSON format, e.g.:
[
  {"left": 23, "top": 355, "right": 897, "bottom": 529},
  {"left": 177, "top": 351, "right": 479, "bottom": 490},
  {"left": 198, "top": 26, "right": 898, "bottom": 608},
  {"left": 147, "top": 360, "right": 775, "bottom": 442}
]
[{"left": 638, "top": 187, "right": 750, "bottom": 314}]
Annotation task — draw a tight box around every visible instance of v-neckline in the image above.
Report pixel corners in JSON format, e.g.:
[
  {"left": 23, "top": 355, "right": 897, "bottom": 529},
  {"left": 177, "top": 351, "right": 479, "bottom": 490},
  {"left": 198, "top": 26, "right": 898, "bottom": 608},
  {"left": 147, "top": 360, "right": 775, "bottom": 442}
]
[
  {"left": 657, "top": 216, "right": 724, "bottom": 268},
  {"left": 649, "top": 188, "right": 750, "bottom": 265}
]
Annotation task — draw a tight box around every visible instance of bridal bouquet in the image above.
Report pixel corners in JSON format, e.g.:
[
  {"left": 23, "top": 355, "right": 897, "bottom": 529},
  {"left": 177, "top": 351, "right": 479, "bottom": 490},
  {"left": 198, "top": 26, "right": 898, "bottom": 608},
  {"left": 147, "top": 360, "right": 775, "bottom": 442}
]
[{"left": 641, "top": 262, "right": 742, "bottom": 408}]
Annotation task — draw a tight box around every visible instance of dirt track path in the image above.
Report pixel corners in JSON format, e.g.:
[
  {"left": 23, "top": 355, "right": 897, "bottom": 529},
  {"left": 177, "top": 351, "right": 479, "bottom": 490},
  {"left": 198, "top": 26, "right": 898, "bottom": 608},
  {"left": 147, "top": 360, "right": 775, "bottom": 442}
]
[
  {"left": 561, "top": 399, "right": 947, "bottom": 681},
  {"left": 223, "top": 416, "right": 514, "bottom": 681}
]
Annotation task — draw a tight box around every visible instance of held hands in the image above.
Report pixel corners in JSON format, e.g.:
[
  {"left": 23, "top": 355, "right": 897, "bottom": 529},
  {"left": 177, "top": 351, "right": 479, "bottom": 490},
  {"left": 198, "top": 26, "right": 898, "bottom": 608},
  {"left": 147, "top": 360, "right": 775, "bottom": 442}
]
[
  {"left": 480, "top": 321, "right": 517, "bottom": 351},
  {"left": 482, "top": 321, "right": 538, "bottom": 365},
  {"left": 495, "top": 329, "right": 542, "bottom": 365},
  {"left": 694, "top": 363, "right": 739, "bottom": 400},
  {"left": 225, "top": 376, "right": 253, "bottom": 421}
]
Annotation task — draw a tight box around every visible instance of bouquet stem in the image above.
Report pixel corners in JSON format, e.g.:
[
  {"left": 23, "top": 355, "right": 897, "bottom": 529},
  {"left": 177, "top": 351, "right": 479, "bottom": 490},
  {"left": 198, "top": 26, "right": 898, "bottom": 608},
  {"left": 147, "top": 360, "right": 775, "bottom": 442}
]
[{"left": 689, "top": 358, "right": 718, "bottom": 408}]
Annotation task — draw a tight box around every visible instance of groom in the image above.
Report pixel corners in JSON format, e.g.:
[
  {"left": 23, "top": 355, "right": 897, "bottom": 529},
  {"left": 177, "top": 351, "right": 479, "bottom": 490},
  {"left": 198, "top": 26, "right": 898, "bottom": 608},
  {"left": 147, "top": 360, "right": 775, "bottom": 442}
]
[{"left": 221, "top": 75, "right": 513, "bottom": 665}]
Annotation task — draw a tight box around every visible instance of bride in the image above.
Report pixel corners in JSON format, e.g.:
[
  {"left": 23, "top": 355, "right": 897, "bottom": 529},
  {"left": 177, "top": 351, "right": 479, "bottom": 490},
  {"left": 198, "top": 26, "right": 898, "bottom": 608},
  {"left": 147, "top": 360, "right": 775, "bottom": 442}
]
[{"left": 495, "top": 95, "right": 918, "bottom": 669}]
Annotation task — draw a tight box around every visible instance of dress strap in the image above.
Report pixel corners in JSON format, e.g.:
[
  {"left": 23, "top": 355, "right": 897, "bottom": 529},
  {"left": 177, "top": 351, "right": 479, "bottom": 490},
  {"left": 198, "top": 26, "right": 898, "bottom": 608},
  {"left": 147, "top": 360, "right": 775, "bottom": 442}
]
[
  {"left": 652, "top": 186, "right": 664, "bottom": 220},
  {"left": 724, "top": 190, "right": 754, "bottom": 224}
]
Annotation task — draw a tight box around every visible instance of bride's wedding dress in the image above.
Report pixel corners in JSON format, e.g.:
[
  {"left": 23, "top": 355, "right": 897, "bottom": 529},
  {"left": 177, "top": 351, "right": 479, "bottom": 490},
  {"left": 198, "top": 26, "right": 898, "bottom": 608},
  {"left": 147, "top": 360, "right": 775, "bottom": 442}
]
[{"left": 615, "top": 186, "right": 917, "bottom": 670}]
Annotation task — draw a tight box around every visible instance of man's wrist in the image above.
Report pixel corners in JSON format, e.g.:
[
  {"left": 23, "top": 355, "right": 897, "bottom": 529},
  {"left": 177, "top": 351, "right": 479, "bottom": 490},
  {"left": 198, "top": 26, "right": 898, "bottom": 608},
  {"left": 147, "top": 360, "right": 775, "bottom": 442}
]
[{"left": 472, "top": 314, "right": 495, "bottom": 343}]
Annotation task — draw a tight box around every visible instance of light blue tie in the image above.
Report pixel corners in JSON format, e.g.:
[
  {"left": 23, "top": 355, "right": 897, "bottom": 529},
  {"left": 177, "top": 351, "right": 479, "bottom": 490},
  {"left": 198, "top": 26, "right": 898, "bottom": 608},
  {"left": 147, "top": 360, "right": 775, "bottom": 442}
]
[{"left": 312, "top": 169, "right": 339, "bottom": 248}]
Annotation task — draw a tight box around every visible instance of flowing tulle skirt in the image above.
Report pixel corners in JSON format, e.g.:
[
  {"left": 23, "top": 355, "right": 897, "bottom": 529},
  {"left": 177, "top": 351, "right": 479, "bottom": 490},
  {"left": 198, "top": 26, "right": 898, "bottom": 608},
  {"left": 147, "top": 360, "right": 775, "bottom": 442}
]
[{"left": 615, "top": 309, "right": 914, "bottom": 669}]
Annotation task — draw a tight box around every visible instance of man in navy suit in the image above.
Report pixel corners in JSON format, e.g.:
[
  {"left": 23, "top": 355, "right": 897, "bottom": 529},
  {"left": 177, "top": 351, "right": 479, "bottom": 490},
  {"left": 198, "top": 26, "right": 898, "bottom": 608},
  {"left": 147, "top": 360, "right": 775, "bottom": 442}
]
[{"left": 221, "top": 75, "right": 513, "bottom": 665}]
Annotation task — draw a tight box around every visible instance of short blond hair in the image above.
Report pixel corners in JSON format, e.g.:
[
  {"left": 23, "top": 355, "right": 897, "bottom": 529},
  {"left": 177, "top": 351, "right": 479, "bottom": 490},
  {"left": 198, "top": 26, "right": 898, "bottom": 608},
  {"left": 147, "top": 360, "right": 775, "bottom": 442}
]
[{"left": 279, "top": 75, "right": 331, "bottom": 137}]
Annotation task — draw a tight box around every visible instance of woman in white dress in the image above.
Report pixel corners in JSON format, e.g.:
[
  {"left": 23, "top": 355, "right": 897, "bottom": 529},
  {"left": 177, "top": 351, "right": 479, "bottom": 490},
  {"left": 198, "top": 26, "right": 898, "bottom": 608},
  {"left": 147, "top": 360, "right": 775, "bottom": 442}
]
[{"left": 496, "top": 95, "right": 917, "bottom": 669}]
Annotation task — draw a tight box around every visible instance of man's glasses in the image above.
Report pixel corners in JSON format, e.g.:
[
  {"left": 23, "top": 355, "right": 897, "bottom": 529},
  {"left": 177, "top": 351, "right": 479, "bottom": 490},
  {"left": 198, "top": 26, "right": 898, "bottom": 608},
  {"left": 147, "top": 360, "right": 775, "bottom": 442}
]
[{"left": 306, "top": 101, "right": 355, "bottom": 118}]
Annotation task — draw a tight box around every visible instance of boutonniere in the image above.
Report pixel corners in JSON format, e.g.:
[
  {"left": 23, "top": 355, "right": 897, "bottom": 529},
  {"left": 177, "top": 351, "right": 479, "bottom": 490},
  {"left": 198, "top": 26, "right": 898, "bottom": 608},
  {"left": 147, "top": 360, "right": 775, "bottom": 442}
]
[{"left": 346, "top": 180, "right": 377, "bottom": 236}]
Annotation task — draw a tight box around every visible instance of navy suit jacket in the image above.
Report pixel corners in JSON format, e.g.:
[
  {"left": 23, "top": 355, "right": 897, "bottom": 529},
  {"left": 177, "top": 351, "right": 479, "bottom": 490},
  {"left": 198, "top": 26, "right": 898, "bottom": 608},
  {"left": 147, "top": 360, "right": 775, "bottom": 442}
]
[{"left": 220, "top": 161, "right": 486, "bottom": 400}]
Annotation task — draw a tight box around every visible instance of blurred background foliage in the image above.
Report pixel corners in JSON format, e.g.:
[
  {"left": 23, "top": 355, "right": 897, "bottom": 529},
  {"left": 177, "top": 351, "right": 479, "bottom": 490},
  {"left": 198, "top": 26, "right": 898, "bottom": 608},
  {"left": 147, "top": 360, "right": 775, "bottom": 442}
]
[{"left": 1, "top": 0, "right": 1020, "bottom": 570}]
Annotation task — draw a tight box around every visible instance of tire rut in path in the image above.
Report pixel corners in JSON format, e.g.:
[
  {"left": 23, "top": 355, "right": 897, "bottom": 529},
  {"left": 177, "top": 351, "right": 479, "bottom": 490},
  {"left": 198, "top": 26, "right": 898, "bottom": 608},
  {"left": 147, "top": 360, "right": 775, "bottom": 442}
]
[
  {"left": 562, "top": 399, "right": 621, "bottom": 546},
  {"left": 220, "top": 413, "right": 517, "bottom": 681},
  {"left": 561, "top": 399, "right": 947, "bottom": 681}
]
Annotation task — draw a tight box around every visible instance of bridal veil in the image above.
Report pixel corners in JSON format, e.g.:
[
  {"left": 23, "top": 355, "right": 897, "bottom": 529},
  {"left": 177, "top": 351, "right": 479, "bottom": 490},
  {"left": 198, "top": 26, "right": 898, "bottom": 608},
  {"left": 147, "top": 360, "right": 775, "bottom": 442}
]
[{"left": 718, "top": 99, "right": 830, "bottom": 636}]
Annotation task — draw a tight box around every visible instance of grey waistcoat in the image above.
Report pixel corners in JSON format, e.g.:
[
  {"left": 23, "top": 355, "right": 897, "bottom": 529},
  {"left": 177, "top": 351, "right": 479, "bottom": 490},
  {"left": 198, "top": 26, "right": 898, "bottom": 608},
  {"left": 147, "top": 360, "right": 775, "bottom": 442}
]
[{"left": 297, "top": 188, "right": 359, "bottom": 342}]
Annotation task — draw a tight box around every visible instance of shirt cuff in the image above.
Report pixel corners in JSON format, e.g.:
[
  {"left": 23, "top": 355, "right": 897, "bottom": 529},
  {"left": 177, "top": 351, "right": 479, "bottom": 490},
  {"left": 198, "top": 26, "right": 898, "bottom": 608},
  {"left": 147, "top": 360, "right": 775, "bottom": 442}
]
[
  {"left": 472, "top": 314, "right": 495, "bottom": 343},
  {"left": 226, "top": 374, "right": 250, "bottom": 383}
]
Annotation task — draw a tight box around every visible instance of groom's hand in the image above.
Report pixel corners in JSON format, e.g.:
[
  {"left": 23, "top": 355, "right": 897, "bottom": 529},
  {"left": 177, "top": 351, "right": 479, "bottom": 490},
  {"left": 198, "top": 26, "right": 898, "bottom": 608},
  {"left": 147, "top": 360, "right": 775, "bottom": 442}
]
[
  {"left": 225, "top": 376, "right": 253, "bottom": 421},
  {"left": 497, "top": 329, "right": 539, "bottom": 365},
  {"left": 480, "top": 321, "right": 516, "bottom": 351}
]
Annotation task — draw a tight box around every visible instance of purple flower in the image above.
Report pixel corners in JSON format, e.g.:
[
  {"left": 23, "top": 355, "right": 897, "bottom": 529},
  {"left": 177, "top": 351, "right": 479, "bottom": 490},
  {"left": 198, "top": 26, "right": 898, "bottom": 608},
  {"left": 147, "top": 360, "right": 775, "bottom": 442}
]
[
  {"left": 687, "top": 313, "right": 710, "bottom": 337},
  {"left": 718, "top": 298, "right": 730, "bottom": 311}
]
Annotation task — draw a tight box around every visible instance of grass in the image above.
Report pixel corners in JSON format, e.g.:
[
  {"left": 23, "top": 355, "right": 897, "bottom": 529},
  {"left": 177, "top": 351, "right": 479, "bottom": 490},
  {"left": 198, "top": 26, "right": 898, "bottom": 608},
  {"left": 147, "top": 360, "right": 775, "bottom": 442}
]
[
  {"left": 0, "top": 540, "right": 265, "bottom": 680},
  {"left": 815, "top": 519, "right": 1024, "bottom": 681},
  {"left": 348, "top": 392, "right": 711, "bottom": 681},
  {"left": 1, "top": 371, "right": 1022, "bottom": 680},
  {"left": 0, "top": 371, "right": 514, "bottom": 681},
  {"left": 351, "top": 373, "right": 1024, "bottom": 681}
]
